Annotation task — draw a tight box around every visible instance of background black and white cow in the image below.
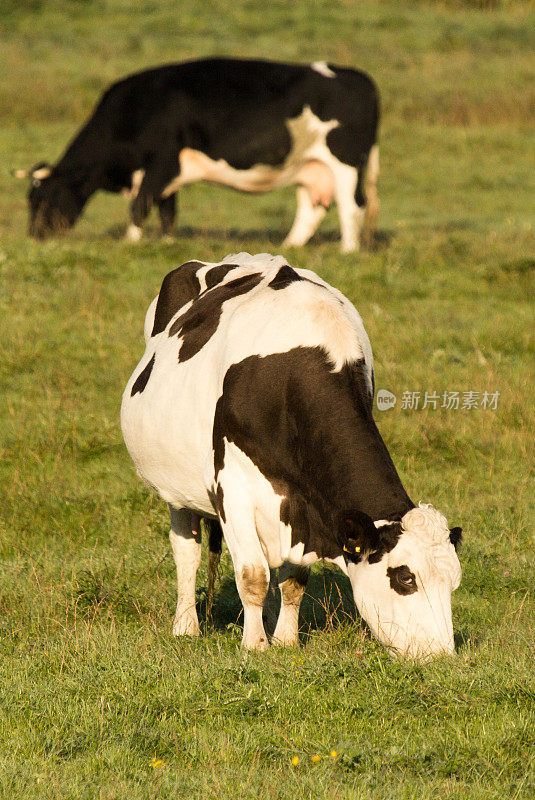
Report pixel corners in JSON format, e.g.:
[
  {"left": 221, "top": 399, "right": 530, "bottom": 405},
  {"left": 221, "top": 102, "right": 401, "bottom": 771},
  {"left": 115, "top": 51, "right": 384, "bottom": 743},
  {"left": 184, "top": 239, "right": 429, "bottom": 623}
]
[
  {"left": 121, "top": 252, "right": 462, "bottom": 659},
  {"left": 15, "top": 58, "right": 380, "bottom": 252}
]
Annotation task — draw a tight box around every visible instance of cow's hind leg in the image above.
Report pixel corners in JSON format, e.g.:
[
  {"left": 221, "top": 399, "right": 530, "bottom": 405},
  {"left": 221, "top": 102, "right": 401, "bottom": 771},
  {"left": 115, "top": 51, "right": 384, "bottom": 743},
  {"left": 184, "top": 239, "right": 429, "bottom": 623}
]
[
  {"left": 169, "top": 506, "right": 202, "bottom": 637},
  {"left": 272, "top": 564, "right": 309, "bottom": 646},
  {"left": 332, "top": 163, "right": 365, "bottom": 254},
  {"left": 362, "top": 144, "right": 379, "bottom": 249},
  {"left": 283, "top": 186, "right": 327, "bottom": 248}
]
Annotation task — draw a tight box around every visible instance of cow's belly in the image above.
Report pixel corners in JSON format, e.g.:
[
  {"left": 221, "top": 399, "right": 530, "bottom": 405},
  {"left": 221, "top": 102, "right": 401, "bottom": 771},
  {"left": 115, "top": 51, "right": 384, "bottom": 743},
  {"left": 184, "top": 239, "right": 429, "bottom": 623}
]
[
  {"left": 161, "top": 106, "right": 339, "bottom": 201},
  {"left": 121, "top": 352, "right": 219, "bottom": 515},
  {"left": 162, "top": 148, "right": 282, "bottom": 196},
  {"left": 186, "top": 148, "right": 280, "bottom": 193}
]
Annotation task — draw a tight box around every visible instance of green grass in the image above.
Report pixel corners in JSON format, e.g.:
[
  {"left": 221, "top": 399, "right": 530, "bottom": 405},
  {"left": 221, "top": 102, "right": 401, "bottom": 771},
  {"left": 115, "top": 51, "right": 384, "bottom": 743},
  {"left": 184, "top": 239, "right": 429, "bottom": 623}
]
[{"left": 1, "top": 1, "right": 534, "bottom": 798}]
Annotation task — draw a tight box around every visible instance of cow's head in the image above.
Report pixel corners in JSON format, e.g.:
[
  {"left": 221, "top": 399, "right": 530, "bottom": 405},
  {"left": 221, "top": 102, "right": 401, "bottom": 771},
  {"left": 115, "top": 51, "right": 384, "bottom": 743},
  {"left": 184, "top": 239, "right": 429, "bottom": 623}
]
[
  {"left": 13, "top": 163, "right": 84, "bottom": 238},
  {"left": 338, "top": 504, "right": 462, "bottom": 660}
]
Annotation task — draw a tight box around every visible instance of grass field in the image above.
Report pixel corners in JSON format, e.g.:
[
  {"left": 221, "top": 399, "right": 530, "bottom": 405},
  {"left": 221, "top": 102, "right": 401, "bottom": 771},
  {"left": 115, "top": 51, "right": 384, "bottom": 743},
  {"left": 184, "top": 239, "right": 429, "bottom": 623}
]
[{"left": 1, "top": 1, "right": 534, "bottom": 798}]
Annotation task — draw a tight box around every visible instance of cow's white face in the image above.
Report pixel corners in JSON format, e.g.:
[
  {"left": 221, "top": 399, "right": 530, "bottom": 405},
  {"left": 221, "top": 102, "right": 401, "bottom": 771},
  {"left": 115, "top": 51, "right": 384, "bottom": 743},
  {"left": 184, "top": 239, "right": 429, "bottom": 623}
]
[{"left": 346, "top": 506, "right": 462, "bottom": 660}]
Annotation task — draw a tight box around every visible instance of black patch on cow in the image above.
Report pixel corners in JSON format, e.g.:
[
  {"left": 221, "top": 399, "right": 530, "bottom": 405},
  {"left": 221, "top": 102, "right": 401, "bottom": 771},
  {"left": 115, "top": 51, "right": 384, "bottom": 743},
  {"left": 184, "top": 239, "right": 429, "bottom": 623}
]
[
  {"left": 449, "top": 526, "right": 463, "bottom": 550},
  {"left": 206, "top": 517, "right": 223, "bottom": 554},
  {"left": 130, "top": 354, "right": 155, "bottom": 396},
  {"left": 213, "top": 346, "right": 413, "bottom": 561},
  {"left": 268, "top": 265, "right": 303, "bottom": 290},
  {"left": 214, "top": 484, "right": 226, "bottom": 524},
  {"left": 151, "top": 261, "right": 204, "bottom": 336},
  {"left": 367, "top": 521, "right": 403, "bottom": 564},
  {"left": 387, "top": 565, "right": 417, "bottom": 596},
  {"left": 208, "top": 483, "right": 226, "bottom": 524},
  {"left": 169, "top": 272, "right": 263, "bottom": 362},
  {"left": 204, "top": 263, "right": 240, "bottom": 290}
]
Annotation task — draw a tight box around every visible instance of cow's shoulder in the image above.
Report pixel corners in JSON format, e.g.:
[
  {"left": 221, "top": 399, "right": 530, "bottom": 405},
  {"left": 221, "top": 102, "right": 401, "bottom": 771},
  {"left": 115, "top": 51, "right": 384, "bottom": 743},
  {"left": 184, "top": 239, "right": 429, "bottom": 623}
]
[
  {"left": 213, "top": 346, "right": 374, "bottom": 560},
  {"left": 151, "top": 253, "right": 278, "bottom": 340},
  {"left": 151, "top": 260, "right": 208, "bottom": 336}
]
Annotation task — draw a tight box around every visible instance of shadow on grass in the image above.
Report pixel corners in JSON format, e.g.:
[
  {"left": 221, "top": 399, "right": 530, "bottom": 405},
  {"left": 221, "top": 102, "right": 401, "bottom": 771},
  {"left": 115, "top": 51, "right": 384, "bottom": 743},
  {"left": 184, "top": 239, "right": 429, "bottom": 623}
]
[
  {"left": 198, "top": 568, "right": 470, "bottom": 653},
  {"left": 196, "top": 566, "right": 360, "bottom": 643},
  {"left": 454, "top": 629, "right": 478, "bottom": 652},
  {"left": 102, "top": 222, "right": 395, "bottom": 250}
]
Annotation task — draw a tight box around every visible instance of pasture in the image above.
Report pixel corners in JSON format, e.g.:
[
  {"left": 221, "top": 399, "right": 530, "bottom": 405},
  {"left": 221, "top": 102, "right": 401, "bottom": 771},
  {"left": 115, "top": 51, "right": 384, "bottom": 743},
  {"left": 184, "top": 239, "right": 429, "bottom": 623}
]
[{"left": 1, "top": 1, "right": 534, "bottom": 797}]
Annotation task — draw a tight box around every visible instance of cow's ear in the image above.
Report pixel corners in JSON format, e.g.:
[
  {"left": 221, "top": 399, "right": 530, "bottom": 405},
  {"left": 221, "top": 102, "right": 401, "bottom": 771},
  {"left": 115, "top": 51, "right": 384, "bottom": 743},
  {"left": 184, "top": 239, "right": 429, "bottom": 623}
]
[
  {"left": 449, "top": 526, "right": 463, "bottom": 550},
  {"left": 337, "top": 510, "right": 378, "bottom": 560}
]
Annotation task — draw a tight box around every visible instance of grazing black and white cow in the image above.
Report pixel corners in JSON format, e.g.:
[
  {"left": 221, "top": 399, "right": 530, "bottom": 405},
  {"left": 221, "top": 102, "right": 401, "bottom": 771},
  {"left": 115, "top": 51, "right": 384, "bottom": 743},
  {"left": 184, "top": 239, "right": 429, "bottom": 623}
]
[
  {"left": 121, "top": 252, "right": 462, "bottom": 659},
  {"left": 15, "top": 58, "right": 379, "bottom": 252}
]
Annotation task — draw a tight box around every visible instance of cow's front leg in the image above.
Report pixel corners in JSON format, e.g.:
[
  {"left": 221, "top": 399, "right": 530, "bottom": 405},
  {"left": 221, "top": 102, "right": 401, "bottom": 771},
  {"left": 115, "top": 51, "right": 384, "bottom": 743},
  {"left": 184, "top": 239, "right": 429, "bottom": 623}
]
[
  {"left": 158, "top": 193, "right": 177, "bottom": 238},
  {"left": 126, "top": 155, "right": 178, "bottom": 242},
  {"left": 215, "top": 476, "right": 270, "bottom": 651},
  {"left": 272, "top": 563, "right": 309, "bottom": 646},
  {"left": 169, "top": 505, "right": 202, "bottom": 637}
]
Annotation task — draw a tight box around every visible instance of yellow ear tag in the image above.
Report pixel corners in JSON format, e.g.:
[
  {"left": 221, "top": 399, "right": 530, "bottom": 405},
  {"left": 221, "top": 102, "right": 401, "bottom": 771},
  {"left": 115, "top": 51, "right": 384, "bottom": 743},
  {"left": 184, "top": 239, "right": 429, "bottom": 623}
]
[{"left": 343, "top": 544, "right": 361, "bottom": 553}]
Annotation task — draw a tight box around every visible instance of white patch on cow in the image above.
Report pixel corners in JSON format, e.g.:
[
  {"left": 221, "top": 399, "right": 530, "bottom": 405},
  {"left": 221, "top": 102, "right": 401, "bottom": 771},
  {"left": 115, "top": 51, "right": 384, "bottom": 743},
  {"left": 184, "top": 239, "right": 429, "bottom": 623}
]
[
  {"left": 125, "top": 223, "right": 142, "bottom": 242},
  {"left": 143, "top": 296, "right": 159, "bottom": 345},
  {"left": 32, "top": 166, "right": 52, "bottom": 180},
  {"left": 13, "top": 168, "right": 30, "bottom": 179},
  {"left": 311, "top": 61, "right": 336, "bottom": 78},
  {"left": 217, "top": 438, "right": 286, "bottom": 567},
  {"left": 122, "top": 169, "right": 145, "bottom": 200}
]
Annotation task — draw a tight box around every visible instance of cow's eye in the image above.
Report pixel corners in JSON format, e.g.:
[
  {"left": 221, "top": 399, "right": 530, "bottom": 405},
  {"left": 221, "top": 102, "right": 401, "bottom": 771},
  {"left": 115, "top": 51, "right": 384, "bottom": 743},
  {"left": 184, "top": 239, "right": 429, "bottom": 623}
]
[{"left": 386, "top": 565, "right": 417, "bottom": 595}]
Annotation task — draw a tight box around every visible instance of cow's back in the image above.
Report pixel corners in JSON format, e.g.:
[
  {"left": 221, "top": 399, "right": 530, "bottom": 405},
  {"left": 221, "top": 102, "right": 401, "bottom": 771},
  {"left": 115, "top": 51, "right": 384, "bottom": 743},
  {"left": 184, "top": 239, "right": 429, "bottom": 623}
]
[{"left": 121, "top": 253, "right": 373, "bottom": 514}]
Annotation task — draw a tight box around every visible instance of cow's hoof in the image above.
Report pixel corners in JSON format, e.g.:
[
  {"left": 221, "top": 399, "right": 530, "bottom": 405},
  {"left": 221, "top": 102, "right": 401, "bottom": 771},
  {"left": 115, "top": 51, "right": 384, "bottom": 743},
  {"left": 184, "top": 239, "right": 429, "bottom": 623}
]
[
  {"left": 242, "top": 635, "right": 269, "bottom": 652},
  {"left": 271, "top": 633, "right": 299, "bottom": 647},
  {"left": 340, "top": 241, "right": 359, "bottom": 254},
  {"left": 125, "top": 224, "right": 142, "bottom": 243},
  {"left": 172, "top": 617, "right": 200, "bottom": 637}
]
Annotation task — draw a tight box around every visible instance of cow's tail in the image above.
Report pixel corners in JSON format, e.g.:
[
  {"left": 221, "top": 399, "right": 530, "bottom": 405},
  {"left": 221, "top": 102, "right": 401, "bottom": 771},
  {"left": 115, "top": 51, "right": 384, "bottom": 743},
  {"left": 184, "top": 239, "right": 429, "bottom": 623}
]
[
  {"left": 206, "top": 518, "right": 223, "bottom": 618},
  {"left": 363, "top": 143, "right": 379, "bottom": 249}
]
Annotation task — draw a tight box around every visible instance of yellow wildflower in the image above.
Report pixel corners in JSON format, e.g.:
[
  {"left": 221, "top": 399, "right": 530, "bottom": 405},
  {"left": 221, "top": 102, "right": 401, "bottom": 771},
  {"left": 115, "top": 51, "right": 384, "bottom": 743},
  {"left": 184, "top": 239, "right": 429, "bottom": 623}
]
[
  {"left": 291, "top": 756, "right": 299, "bottom": 766},
  {"left": 330, "top": 750, "right": 338, "bottom": 759},
  {"left": 150, "top": 758, "right": 164, "bottom": 768},
  {"left": 311, "top": 754, "right": 322, "bottom": 763}
]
